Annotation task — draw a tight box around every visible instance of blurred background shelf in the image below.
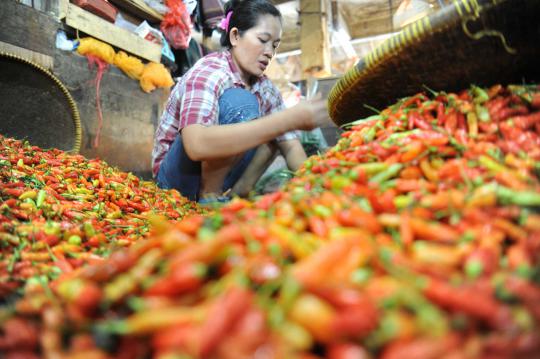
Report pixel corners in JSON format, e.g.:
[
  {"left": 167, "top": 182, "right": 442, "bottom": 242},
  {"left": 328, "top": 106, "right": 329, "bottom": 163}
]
[{"left": 65, "top": 2, "right": 162, "bottom": 62}]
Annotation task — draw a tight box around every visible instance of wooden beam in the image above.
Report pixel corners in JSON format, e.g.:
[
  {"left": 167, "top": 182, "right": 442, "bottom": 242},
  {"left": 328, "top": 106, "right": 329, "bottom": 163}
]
[
  {"left": 66, "top": 3, "right": 162, "bottom": 63},
  {"left": 58, "top": 0, "right": 68, "bottom": 20},
  {"left": 299, "top": 0, "right": 331, "bottom": 78}
]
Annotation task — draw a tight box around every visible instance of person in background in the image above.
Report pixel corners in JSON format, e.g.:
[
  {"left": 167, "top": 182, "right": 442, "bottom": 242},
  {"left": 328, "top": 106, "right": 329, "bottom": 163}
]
[{"left": 152, "top": 0, "right": 331, "bottom": 203}]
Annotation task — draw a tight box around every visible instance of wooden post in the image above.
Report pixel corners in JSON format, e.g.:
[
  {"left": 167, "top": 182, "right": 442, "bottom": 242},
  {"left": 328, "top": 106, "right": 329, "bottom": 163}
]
[
  {"left": 299, "top": 0, "right": 331, "bottom": 78},
  {"left": 58, "top": 0, "right": 69, "bottom": 20}
]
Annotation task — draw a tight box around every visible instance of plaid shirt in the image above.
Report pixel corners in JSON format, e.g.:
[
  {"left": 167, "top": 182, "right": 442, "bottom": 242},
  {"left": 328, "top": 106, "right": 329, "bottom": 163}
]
[{"left": 152, "top": 50, "right": 298, "bottom": 177}]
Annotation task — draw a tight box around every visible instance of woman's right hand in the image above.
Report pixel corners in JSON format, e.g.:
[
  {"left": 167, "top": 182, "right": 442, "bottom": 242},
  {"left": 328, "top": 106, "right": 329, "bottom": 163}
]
[{"left": 292, "top": 93, "right": 334, "bottom": 131}]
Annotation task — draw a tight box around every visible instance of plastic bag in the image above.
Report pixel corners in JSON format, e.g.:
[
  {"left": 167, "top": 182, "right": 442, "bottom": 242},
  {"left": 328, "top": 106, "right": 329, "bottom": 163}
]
[
  {"left": 160, "top": 0, "right": 192, "bottom": 49},
  {"left": 160, "top": 34, "right": 176, "bottom": 63},
  {"left": 114, "top": 51, "right": 145, "bottom": 80},
  {"left": 183, "top": 0, "right": 197, "bottom": 15},
  {"left": 77, "top": 37, "right": 116, "bottom": 64},
  {"left": 134, "top": 21, "right": 175, "bottom": 63},
  {"left": 139, "top": 62, "right": 174, "bottom": 93},
  {"left": 392, "top": 0, "right": 432, "bottom": 28},
  {"left": 135, "top": 21, "right": 163, "bottom": 45},
  {"left": 55, "top": 30, "right": 78, "bottom": 51}
]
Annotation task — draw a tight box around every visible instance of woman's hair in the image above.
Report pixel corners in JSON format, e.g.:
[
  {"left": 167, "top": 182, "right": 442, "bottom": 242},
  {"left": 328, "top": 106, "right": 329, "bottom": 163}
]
[{"left": 219, "top": 0, "right": 282, "bottom": 48}]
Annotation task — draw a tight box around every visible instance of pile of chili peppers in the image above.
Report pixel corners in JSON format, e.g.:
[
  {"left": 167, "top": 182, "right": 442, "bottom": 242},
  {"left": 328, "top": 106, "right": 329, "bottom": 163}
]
[
  {"left": 0, "top": 137, "right": 203, "bottom": 297},
  {"left": 2, "top": 84, "right": 540, "bottom": 359}
]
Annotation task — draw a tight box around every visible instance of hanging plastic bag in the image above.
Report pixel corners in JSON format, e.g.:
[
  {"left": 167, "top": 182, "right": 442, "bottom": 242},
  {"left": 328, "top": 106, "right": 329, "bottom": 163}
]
[
  {"left": 160, "top": 33, "right": 176, "bottom": 64},
  {"left": 160, "top": 0, "right": 192, "bottom": 49},
  {"left": 135, "top": 21, "right": 163, "bottom": 45},
  {"left": 183, "top": 0, "right": 197, "bottom": 16},
  {"left": 139, "top": 62, "right": 174, "bottom": 93}
]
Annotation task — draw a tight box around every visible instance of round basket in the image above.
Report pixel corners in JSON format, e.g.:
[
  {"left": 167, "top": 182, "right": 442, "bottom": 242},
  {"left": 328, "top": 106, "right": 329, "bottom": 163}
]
[
  {"left": 328, "top": 0, "right": 540, "bottom": 126},
  {"left": 0, "top": 52, "right": 82, "bottom": 152}
]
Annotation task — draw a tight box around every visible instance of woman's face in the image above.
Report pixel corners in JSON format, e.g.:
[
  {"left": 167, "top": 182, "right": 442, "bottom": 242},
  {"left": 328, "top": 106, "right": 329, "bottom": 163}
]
[{"left": 230, "top": 14, "right": 282, "bottom": 82}]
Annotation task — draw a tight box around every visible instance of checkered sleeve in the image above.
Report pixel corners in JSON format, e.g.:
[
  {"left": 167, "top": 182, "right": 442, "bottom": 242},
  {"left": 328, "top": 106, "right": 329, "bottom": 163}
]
[{"left": 178, "top": 64, "right": 224, "bottom": 129}]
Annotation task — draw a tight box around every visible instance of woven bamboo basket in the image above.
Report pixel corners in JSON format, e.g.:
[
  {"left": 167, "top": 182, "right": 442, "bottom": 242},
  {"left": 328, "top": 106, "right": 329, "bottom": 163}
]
[
  {"left": 0, "top": 52, "right": 82, "bottom": 152},
  {"left": 328, "top": 0, "right": 540, "bottom": 126}
]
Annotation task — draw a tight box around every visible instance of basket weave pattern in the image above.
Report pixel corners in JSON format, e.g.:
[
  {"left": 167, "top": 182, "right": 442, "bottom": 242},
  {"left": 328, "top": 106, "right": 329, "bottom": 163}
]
[{"left": 328, "top": 0, "right": 540, "bottom": 126}]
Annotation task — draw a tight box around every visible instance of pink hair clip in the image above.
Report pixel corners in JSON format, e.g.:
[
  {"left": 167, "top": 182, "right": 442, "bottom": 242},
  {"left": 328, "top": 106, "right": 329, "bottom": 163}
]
[{"left": 219, "top": 11, "right": 233, "bottom": 31}]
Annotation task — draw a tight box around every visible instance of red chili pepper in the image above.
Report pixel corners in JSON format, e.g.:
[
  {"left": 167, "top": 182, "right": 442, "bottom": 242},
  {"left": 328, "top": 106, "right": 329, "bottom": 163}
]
[
  {"left": 381, "top": 334, "right": 461, "bottom": 359},
  {"left": 3, "top": 198, "right": 17, "bottom": 207},
  {"left": 336, "top": 208, "right": 381, "bottom": 233},
  {"left": 487, "top": 97, "right": 510, "bottom": 117},
  {"left": 456, "top": 112, "right": 466, "bottom": 130},
  {"left": 255, "top": 191, "right": 282, "bottom": 210},
  {"left": 327, "top": 343, "right": 370, "bottom": 359},
  {"left": 2, "top": 188, "right": 24, "bottom": 197},
  {"left": 424, "top": 278, "right": 512, "bottom": 329},
  {"left": 152, "top": 323, "right": 199, "bottom": 353},
  {"left": 330, "top": 303, "right": 379, "bottom": 340},
  {"left": 400, "top": 141, "right": 425, "bottom": 162},
  {"left": 198, "top": 287, "right": 252, "bottom": 357},
  {"left": 495, "top": 105, "right": 529, "bottom": 122},
  {"left": 409, "top": 217, "right": 459, "bottom": 242},
  {"left": 410, "top": 112, "right": 431, "bottom": 130},
  {"left": 512, "top": 111, "right": 540, "bottom": 129},
  {"left": 146, "top": 262, "right": 204, "bottom": 297},
  {"left": 444, "top": 112, "right": 457, "bottom": 133},
  {"left": 308, "top": 216, "right": 329, "bottom": 237}
]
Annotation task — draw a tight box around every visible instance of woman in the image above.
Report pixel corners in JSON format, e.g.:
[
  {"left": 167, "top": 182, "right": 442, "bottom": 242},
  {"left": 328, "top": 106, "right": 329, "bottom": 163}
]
[{"left": 152, "top": 0, "right": 330, "bottom": 202}]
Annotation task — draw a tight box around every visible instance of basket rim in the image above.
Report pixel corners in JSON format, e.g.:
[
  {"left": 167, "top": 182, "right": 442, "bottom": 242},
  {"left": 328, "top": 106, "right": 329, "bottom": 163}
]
[
  {"left": 0, "top": 52, "right": 82, "bottom": 153},
  {"left": 327, "top": 0, "right": 516, "bottom": 126}
]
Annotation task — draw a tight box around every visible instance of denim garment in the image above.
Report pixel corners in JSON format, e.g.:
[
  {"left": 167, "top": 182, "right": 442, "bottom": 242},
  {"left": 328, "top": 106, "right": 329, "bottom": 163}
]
[{"left": 156, "top": 88, "right": 259, "bottom": 201}]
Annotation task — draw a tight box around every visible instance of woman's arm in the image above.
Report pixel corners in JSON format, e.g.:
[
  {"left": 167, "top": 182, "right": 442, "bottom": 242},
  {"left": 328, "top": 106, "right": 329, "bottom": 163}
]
[
  {"left": 231, "top": 139, "right": 306, "bottom": 197},
  {"left": 277, "top": 139, "right": 307, "bottom": 172},
  {"left": 182, "top": 97, "right": 330, "bottom": 161},
  {"left": 230, "top": 143, "right": 278, "bottom": 197}
]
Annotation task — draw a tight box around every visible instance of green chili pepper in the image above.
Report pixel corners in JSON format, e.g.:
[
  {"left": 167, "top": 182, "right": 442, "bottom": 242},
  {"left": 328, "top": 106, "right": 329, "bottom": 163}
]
[
  {"left": 83, "top": 222, "right": 96, "bottom": 237},
  {"left": 356, "top": 162, "right": 389, "bottom": 176},
  {"left": 369, "top": 164, "right": 403, "bottom": 184},
  {"left": 348, "top": 114, "right": 384, "bottom": 126},
  {"left": 363, "top": 126, "right": 377, "bottom": 143},
  {"left": 313, "top": 204, "right": 332, "bottom": 217},
  {"left": 330, "top": 176, "right": 352, "bottom": 191},
  {"left": 497, "top": 186, "right": 540, "bottom": 206},
  {"left": 470, "top": 85, "right": 489, "bottom": 103},
  {"left": 475, "top": 104, "right": 491, "bottom": 122},
  {"left": 479, "top": 155, "right": 506, "bottom": 173},
  {"left": 351, "top": 268, "right": 372, "bottom": 284},
  {"left": 68, "top": 235, "right": 82, "bottom": 246},
  {"left": 36, "top": 189, "right": 46, "bottom": 208},
  {"left": 465, "top": 260, "right": 483, "bottom": 278}
]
